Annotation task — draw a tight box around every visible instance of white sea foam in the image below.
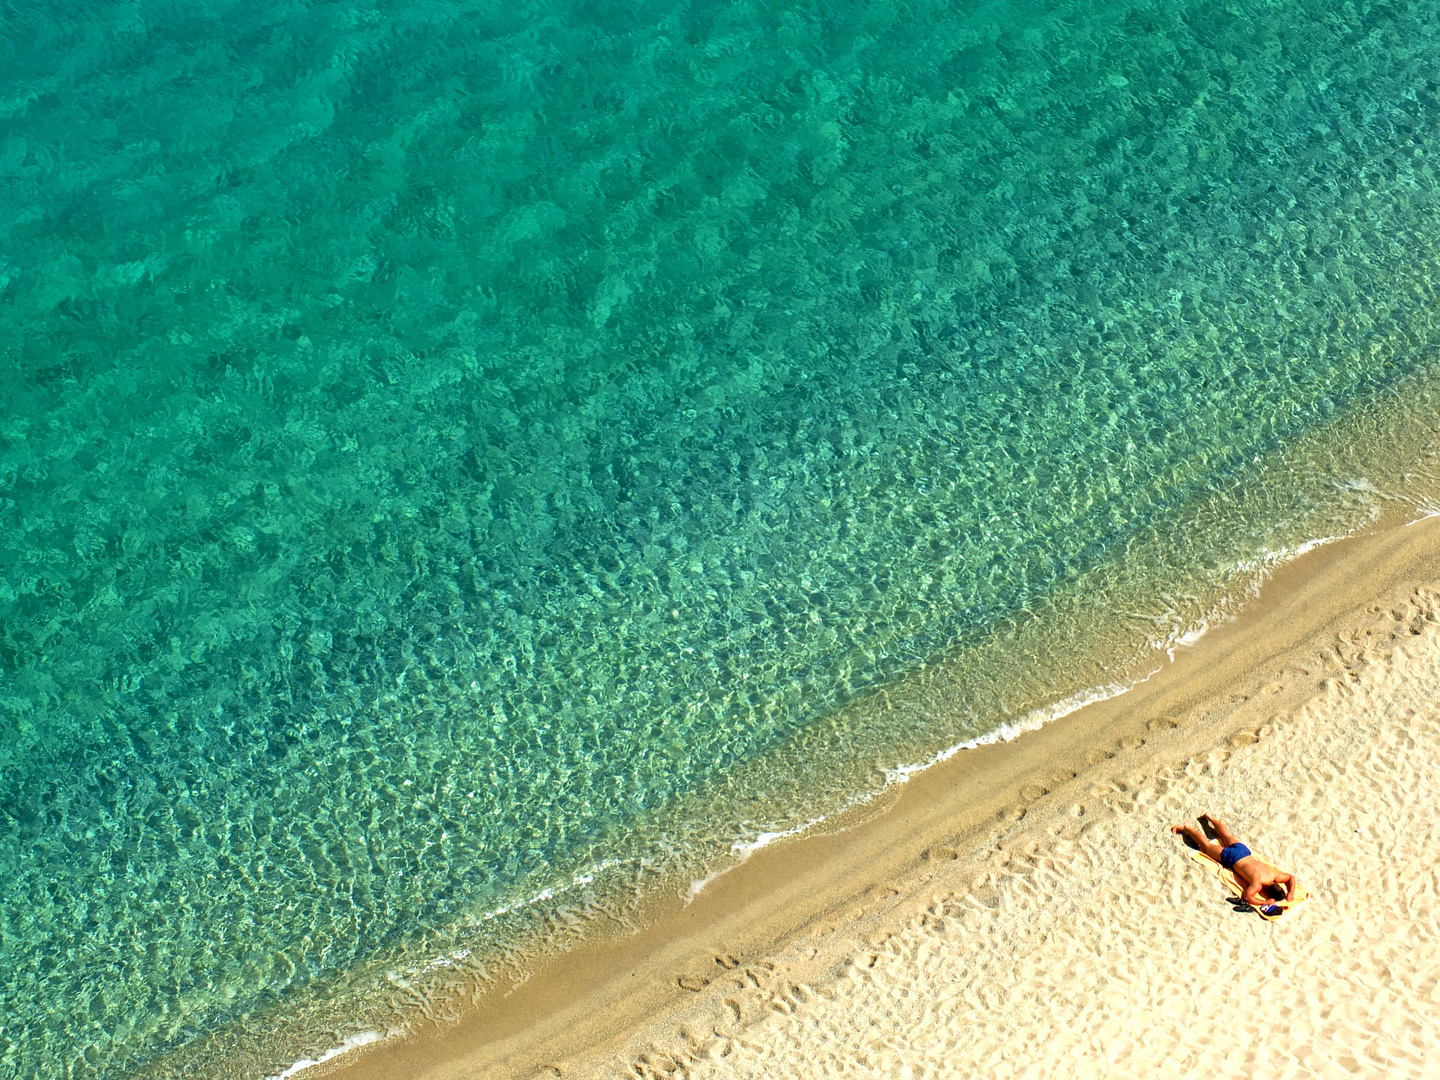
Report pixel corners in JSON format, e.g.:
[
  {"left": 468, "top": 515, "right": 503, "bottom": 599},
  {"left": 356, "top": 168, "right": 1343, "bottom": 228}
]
[
  {"left": 684, "top": 816, "right": 830, "bottom": 903},
  {"left": 392, "top": 858, "right": 626, "bottom": 982},
  {"left": 1406, "top": 501, "right": 1440, "bottom": 525},
  {"left": 682, "top": 677, "right": 1143, "bottom": 902},
  {"left": 264, "top": 1030, "right": 386, "bottom": 1080},
  {"left": 880, "top": 678, "right": 1143, "bottom": 787},
  {"left": 470, "top": 859, "right": 621, "bottom": 925},
  {"left": 1235, "top": 534, "right": 1345, "bottom": 576},
  {"left": 1160, "top": 533, "right": 1347, "bottom": 659}
]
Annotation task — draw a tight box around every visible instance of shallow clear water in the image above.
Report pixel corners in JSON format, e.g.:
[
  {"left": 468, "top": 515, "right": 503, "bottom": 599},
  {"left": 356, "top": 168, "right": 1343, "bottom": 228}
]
[{"left": 5, "top": 0, "right": 1440, "bottom": 1075}]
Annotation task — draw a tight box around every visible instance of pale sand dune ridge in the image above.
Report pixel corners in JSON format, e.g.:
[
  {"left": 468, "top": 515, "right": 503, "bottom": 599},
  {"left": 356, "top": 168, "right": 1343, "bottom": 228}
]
[{"left": 616, "top": 594, "right": 1440, "bottom": 1080}]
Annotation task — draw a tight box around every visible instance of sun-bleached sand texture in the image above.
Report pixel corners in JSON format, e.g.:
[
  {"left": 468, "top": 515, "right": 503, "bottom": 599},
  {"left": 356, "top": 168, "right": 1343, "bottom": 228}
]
[{"left": 617, "top": 596, "right": 1440, "bottom": 1080}]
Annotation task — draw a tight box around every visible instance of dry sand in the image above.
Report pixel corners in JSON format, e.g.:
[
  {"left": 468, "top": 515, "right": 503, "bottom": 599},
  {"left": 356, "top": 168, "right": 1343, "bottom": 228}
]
[{"left": 325, "top": 515, "right": 1440, "bottom": 1080}]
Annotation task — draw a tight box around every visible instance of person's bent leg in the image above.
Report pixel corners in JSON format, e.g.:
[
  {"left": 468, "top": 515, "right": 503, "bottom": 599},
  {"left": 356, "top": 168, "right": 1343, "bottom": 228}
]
[
  {"left": 1171, "top": 822, "right": 1223, "bottom": 862},
  {"left": 1199, "top": 813, "right": 1240, "bottom": 848}
]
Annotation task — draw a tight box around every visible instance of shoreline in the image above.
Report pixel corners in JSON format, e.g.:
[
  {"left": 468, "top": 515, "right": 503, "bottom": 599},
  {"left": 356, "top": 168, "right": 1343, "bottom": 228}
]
[{"left": 314, "top": 508, "right": 1440, "bottom": 1079}]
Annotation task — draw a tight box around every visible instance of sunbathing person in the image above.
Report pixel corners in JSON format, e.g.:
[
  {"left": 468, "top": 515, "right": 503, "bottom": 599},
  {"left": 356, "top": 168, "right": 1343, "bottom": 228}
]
[{"left": 1170, "top": 813, "right": 1298, "bottom": 909}]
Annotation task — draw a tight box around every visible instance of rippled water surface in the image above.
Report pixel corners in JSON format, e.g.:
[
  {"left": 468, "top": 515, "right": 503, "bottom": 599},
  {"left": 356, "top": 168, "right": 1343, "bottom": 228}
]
[{"left": 6, "top": 0, "right": 1440, "bottom": 1075}]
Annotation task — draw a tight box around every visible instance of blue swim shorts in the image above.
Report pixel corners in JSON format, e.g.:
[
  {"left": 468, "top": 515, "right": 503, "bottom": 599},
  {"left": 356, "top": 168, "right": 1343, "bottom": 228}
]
[{"left": 1219, "top": 842, "right": 1251, "bottom": 870}]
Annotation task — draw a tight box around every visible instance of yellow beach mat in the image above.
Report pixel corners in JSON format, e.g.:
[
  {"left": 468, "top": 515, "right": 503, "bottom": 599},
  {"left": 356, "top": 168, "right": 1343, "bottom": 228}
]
[{"left": 1189, "top": 849, "right": 1310, "bottom": 921}]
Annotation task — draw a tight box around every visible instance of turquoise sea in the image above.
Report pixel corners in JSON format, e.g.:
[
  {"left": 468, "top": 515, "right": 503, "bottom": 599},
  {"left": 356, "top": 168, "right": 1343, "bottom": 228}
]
[{"left": 5, "top": 0, "right": 1440, "bottom": 1075}]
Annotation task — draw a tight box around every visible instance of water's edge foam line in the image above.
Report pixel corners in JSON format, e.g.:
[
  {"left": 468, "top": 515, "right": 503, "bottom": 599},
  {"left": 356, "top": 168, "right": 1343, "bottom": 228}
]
[{"left": 264, "top": 1031, "right": 385, "bottom": 1080}]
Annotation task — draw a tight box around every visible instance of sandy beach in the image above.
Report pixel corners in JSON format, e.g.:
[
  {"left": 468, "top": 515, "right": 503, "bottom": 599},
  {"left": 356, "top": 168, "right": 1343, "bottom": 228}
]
[{"left": 323, "top": 512, "right": 1440, "bottom": 1080}]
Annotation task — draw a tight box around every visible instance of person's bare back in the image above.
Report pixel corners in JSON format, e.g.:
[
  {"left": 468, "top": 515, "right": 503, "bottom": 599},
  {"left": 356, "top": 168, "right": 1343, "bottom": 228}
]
[{"left": 1170, "top": 813, "right": 1298, "bottom": 910}]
